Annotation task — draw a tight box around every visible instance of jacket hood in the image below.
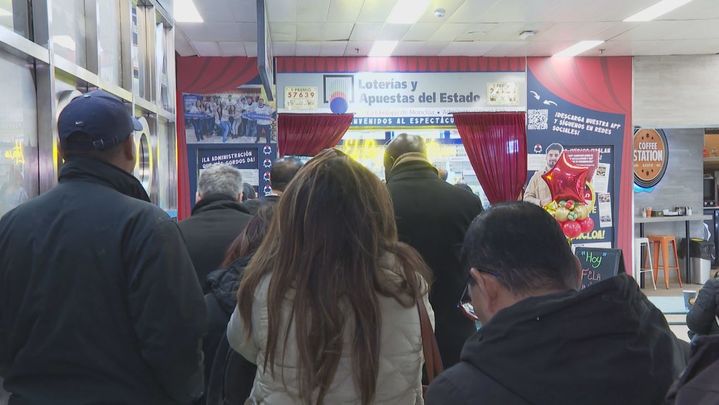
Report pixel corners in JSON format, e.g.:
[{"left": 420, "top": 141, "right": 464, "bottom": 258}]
[
  {"left": 207, "top": 256, "right": 251, "bottom": 315},
  {"left": 387, "top": 153, "right": 438, "bottom": 182},
  {"left": 461, "top": 274, "right": 684, "bottom": 405},
  {"left": 192, "top": 193, "right": 250, "bottom": 216},
  {"left": 59, "top": 156, "right": 150, "bottom": 202}
]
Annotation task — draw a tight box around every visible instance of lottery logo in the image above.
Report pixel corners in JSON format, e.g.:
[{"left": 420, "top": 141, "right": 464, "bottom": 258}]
[
  {"left": 533, "top": 144, "right": 543, "bottom": 154},
  {"left": 263, "top": 145, "right": 272, "bottom": 155},
  {"left": 263, "top": 172, "right": 271, "bottom": 181},
  {"left": 263, "top": 185, "right": 273, "bottom": 195},
  {"left": 263, "top": 159, "right": 272, "bottom": 168}
]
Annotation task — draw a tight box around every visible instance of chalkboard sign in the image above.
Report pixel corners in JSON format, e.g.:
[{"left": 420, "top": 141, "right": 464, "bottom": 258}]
[{"left": 575, "top": 247, "right": 626, "bottom": 289}]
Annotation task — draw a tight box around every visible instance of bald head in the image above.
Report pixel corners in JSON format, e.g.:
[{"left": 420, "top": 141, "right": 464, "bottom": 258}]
[{"left": 384, "top": 133, "right": 427, "bottom": 178}]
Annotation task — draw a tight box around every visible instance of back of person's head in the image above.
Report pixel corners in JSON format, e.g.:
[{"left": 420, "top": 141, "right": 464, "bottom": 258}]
[
  {"left": 222, "top": 203, "right": 276, "bottom": 267},
  {"left": 455, "top": 182, "right": 474, "bottom": 194},
  {"left": 269, "top": 157, "right": 304, "bottom": 192},
  {"left": 238, "top": 148, "right": 429, "bottom": 405},
  {"left": 463, "top": 201, "right": 579, "bottom": 295},
  {"left": 242, "top": 183, "right": 257, "bottom": 202},
  {"left": 197, "top": 164, "right": 243, "bottom": 201},
  {"left": 383, "top": 134, "right": 428, "bottom": 179},
  {"left": 58, "top": 90, "right": 143, "bottom": 172}
]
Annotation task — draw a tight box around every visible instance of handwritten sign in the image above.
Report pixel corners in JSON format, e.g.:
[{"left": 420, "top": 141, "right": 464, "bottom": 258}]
[
  {"left": 285, "top": 86, "right": 318, "bottom": 110},
  {"left": 575, "top": 247, "right": 625, "bottom": 289}
]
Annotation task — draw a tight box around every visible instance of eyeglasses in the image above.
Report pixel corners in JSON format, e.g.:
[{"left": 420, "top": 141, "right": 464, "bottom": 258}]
[{"left": 457, "top": 268, "right": 502, "bottom": 322}]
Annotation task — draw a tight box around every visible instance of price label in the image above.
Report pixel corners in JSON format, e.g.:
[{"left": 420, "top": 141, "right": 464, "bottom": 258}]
[{"left": 285, "top": 86, "right": 318, "bottom": 110}]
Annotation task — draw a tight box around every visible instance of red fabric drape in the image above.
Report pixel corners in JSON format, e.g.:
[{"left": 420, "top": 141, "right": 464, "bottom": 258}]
[
  {"left": 453, "top": 112, "right": 527, "bottom": 205},
  {"left": 175, "top": 56, "right": 261, "bottom": 220},
  {"left": 277, "top": 113, "right": 354, "bottom": 156}
]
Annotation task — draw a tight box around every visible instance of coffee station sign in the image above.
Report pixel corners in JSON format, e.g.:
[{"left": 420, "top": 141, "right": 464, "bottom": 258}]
[{"left": 633, "top": 128, "right": 669, "bottom": 189}]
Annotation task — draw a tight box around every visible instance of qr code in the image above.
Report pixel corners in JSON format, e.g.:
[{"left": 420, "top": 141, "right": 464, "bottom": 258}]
[{"left": 528, "top": 109, "right": 548, "bottom": 130}]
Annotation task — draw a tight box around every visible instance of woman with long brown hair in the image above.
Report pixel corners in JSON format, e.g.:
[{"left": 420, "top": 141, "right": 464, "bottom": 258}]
[{"left": 227, "top": 148, "right": 433, "bottom": 404}]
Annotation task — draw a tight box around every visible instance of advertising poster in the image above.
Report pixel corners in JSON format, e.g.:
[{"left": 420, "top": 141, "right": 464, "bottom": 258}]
[{"left": 524, "top": 59, "right": 630, "bottom": 250}]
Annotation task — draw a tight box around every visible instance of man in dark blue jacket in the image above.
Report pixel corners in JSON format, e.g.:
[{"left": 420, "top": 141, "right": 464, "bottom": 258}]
[
  {"left": 0, "top": 90, "right": 207, "bottom": 404},
  {"left": 426, "top": 202, "right": 687, "bottom": 405}
]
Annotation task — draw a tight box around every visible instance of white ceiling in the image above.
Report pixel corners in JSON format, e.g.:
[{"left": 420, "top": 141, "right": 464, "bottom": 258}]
[{"left": 175, "top": 0, "right": 719, "bottom": 57}]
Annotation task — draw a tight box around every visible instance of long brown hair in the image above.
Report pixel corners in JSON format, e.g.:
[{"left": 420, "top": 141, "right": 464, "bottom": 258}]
[
  {"left": 237, "top": 148, "right": 430, "bottom": 404},
  {"left": 221, "top": 203, "right": 276, "bottom": 268}
]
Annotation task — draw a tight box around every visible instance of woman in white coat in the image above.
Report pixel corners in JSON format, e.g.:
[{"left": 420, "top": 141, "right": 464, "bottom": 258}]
[{"left": 228, "top": 148, "right": 434, "bottom": 404}]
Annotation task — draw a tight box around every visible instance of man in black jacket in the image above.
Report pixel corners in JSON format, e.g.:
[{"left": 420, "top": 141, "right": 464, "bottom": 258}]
[
  {"left": 0, "top": 90, "right": 207, "bottom": 404},
  {"left": 244, "top": 157, "right": 303, "bottom": 215},
  {"left": 426, "top": 202, "right": 688, "bottom": 405},
  {"left": 384, "top": 134, "right": 483, "bottom": 367},
  {"left": 179, "top": 164, "right": 252, "bottom": 292}
]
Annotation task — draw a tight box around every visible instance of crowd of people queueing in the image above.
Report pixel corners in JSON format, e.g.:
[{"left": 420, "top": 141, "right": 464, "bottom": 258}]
[
  {"left": 1, "top": 90, "right": 718, "bottom": 405},
  {"left": 187, "top": 95, "right": 275, "bottom": 144}
]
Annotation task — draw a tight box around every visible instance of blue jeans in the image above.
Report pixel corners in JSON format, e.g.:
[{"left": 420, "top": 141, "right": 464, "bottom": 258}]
[{"left": 220, "top": 121, "right": 231, "bottom": 143}]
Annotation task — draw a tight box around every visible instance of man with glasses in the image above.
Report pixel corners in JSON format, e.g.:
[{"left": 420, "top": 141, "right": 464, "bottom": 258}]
[{"left": 427, "top": 201, "right": 688, "bottom": 405}]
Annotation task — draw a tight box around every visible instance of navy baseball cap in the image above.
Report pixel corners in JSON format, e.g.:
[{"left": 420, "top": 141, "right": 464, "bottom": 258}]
[{"left": 58, "top": 90, "right": 142, "bottom": 151}]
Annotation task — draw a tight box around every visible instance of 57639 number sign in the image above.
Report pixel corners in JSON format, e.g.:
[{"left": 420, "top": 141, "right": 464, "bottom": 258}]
[{"left": 285, "top": 86, "right": 318, "bottom": 111}]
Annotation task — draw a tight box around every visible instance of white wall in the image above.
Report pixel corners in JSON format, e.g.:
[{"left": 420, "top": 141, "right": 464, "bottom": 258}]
[{"left": 634, "top": 55, "right": 719, "bottom": 128}]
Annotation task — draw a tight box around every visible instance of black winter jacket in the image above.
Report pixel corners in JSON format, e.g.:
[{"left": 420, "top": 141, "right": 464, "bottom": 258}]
[
  {"left": 666, "top": 335, "right": 719, "bottom": 405},
  {"left": 203, "top": 257, "right": 256, "bottom": 405},
  {"left": 0, "top": 157, "right": 207, "bottom": 404},
  {"left": 687, "top": 277, "right": 719, "bottom": 337},
  {"left": 426, "top": 274, "right": 688, "bottom": 405},
  {"left": 178, "top": 194, "right": 252, "bottom": 292},
  {"left": 386, "top": 158, "right": 483, "bottom": 367}
]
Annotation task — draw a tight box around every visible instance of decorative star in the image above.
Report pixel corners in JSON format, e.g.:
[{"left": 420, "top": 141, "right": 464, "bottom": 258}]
[{"left": 542, "top": 152, "right": 590, "bottom": 203}]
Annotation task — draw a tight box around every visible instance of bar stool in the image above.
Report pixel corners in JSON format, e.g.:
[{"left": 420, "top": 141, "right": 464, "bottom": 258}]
[
  {"left": 648, "top": 235, "right": 683, "bottom": 289},
  {"left": 634, "top": 237, "right": 656, "bottom": 290}
]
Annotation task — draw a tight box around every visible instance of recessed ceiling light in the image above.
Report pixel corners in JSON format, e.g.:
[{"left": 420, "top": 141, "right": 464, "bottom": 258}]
[
  {"left": 387, "top": 0, "right": 431, "bottom": 24},
  {"left": 0, "top": 8, "right": 11, "bottom": 17},
  {"left": 554, "top": 40, "right": 604, "bottom": 57},
  {"left": 174, "top": 0, "right": 203, "bottom": 23},
  {"left": 624, "top": 0, "right": 693, "bottom": 22},
  {"left": 369, "top": 41, "right": 398, "bottom": 57}
]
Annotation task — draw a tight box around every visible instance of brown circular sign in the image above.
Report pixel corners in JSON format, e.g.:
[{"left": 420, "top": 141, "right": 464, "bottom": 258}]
[{"left": 633, "top": 129, "right": 668, "bottom": 189}]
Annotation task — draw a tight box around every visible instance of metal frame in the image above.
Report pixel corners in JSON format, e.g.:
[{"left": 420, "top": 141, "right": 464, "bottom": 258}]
[{"left": 0, "top": 0, "right": 177, "bottom": 210}]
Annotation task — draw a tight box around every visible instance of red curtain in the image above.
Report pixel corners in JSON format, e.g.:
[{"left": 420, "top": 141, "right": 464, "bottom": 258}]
[
  {"left": 278, "top": 113, "right": 354, "bottom": 156},
  {"left": 453, "top": 112, "right": 527, "bottom": 205}
]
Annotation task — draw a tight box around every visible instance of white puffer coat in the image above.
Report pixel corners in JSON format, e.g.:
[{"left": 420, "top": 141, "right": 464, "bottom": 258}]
[{"left": 227, "top": 256, "right": 434, "bottom": 404}]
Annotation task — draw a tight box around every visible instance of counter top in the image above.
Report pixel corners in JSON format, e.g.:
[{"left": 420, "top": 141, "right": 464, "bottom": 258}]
[{"left": 635, "top": 215, "right": 711, "bottom": 223}]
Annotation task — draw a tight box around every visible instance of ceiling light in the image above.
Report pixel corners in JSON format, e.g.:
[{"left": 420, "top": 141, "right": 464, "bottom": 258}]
[
  {"left": 624, "top": 0, "right": 693, "bottom": 22},
  {"left": 369, "top": 41, "right": 398, "bottom": 57},
  {"left": 54, "top": 35, "right": 76, "bottom": 51},
  {"left": 554, "top": 40, "right": 604, "bottom": 57},
  {"left": 387, "top": 0, "right": 431, "bottom": 24},
  {"left": 174, "top": 0, "right": 203, "bottom": 23},
  {"left": 0, "top": 8, "right": 11, "bottom": 17}
]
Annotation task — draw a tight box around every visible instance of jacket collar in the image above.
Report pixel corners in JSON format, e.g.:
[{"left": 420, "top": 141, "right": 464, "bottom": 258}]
[
  {"left": 192, "top": 193, "right": 249, "bottom": 216},
  {"left": 59, "top": 156, "right": 150, "bottom": 202},
  {"left": 387, "top": 153, "right": 439, "bottom": 183}
]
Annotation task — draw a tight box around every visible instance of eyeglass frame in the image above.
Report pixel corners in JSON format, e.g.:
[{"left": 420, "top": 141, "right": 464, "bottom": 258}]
[{"left": 457, "top": 267, "right": 503, "bottom": 322}]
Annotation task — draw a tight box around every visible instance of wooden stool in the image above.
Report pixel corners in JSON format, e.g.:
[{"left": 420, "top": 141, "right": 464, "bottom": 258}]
[
  {"left": 634, "top": 237, "right": 656, "bottom": 290},
  {"left": 648, "top": 235, "right": 683, "bottom": 289}
]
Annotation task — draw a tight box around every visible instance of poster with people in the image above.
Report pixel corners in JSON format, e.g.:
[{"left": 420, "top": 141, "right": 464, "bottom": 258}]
[{"left": 183, "top": 87, "right": 277, "bottom": 145}]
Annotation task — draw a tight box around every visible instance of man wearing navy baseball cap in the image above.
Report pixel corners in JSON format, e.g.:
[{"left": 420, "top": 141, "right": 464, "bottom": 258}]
[{"left": 0, "top": 90, "right": 207, "bottom": 404}]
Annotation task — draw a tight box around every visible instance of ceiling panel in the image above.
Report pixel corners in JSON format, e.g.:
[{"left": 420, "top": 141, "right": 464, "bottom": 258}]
[
  {"left": 661, "top": 0, "right": 719, "bottom": 20},
  {"left": 271, "top": 24, "right": 297, "bottom": 41},
  {"left": 219, "top": 42, "right": 248, "bottom": 56},
  {"left": 297, "top": 0, "right": 331, "bottom": 22},
  {"left": 402, "top": 23, "right": 442, "bottom": 41},
  {"left": 344, "top": 41, "right": 373, "bottom": 56},
  {"left": 191, "top": 41, "right": 222, "bottom": 56},
  {"left": 449, "top": 0, "right": 546, "bottom": 23},
  {"left": 357, "top": 0, "right": 398, "bottom": 23},
  {"left": 296, "top": 41, "right": 323, "bottom": 56},
  {"left": 297, "top": 22, "right": 354, "bottom": 41},
  {"left": 615, "top": 20, "right": 719, "bottom": 41},
  {"left": 377, "top": 24, "right": 412, "bottom": 40},
  {"left": 273, "top": 42, "right": 297, "bottom": 55},
  {"left": 481, "top": 41, "right": 527, "bottom": 56},
  {"left": 178, "top": 22, "right": 257, "bottom": 42},
  {"left": 267, "top": 0, "right": 297, "bottom": 22},
  {"left": 244, "top": 42, "right": 258, "bottom": 57},
  {"left": 175, "top": 33, "right": 196, "bottom": 56},
  {"left": 439, "top": 41, "right": 496, "bottom": 56},
  {"left": 532, "top": 22, "right": 628, "bottom": 41},
  {"left": 602, "top": 39, "right": 719, "bottom": 56},
  {"left": 350, "top": 23, "right": 383, "bottom": 41},
  {"left": 418, "top": 0, "right": 468, "bottom": 22},
  {"left": 393, "top": 41, "right": 450, "bottom": 55},
  {"left": 327, "top": 0, "right": 365, "bottom": 22},
  {"left": 524, "top": 40, "right": 577, "bottom": 56},
  {"left": 195, "top": 0, "right": 240, "bottom": 23},
  {"left": 320, "top": 41, "right": 349, "bottom": 56},
  {"left": 547, "top": 0, "right": 658, "bottom": 22},
  {"left": 429, "top": 23, "right": 473, "bottom": 41},
  {"left": 231, "top": 0, "right": 258, "bottom": 23}
]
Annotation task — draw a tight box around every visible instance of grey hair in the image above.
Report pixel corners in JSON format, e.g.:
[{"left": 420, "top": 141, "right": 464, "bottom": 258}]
[{"left": 198, "top": 164, "right": 243, "bottom": 198}]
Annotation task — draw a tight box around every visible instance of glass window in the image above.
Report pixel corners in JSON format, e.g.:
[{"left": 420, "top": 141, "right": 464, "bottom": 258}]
[
  {"left": 156, "top": 118, "right": 177, "bottom": 211},
  {"left": 0, "top": 0, "right": 30, "bottom": 38},
  {"left": 0, "top": 49, "right": 38, "bottom": 216},
  {"left": 98, "top": 0, "right": 122, "bottom": 86},
  {"left": 156, "top": 23, "right": 171, "bottom": 111},
  {"left": 52, "top": 0, "right": 87, "bottom": 67}
]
